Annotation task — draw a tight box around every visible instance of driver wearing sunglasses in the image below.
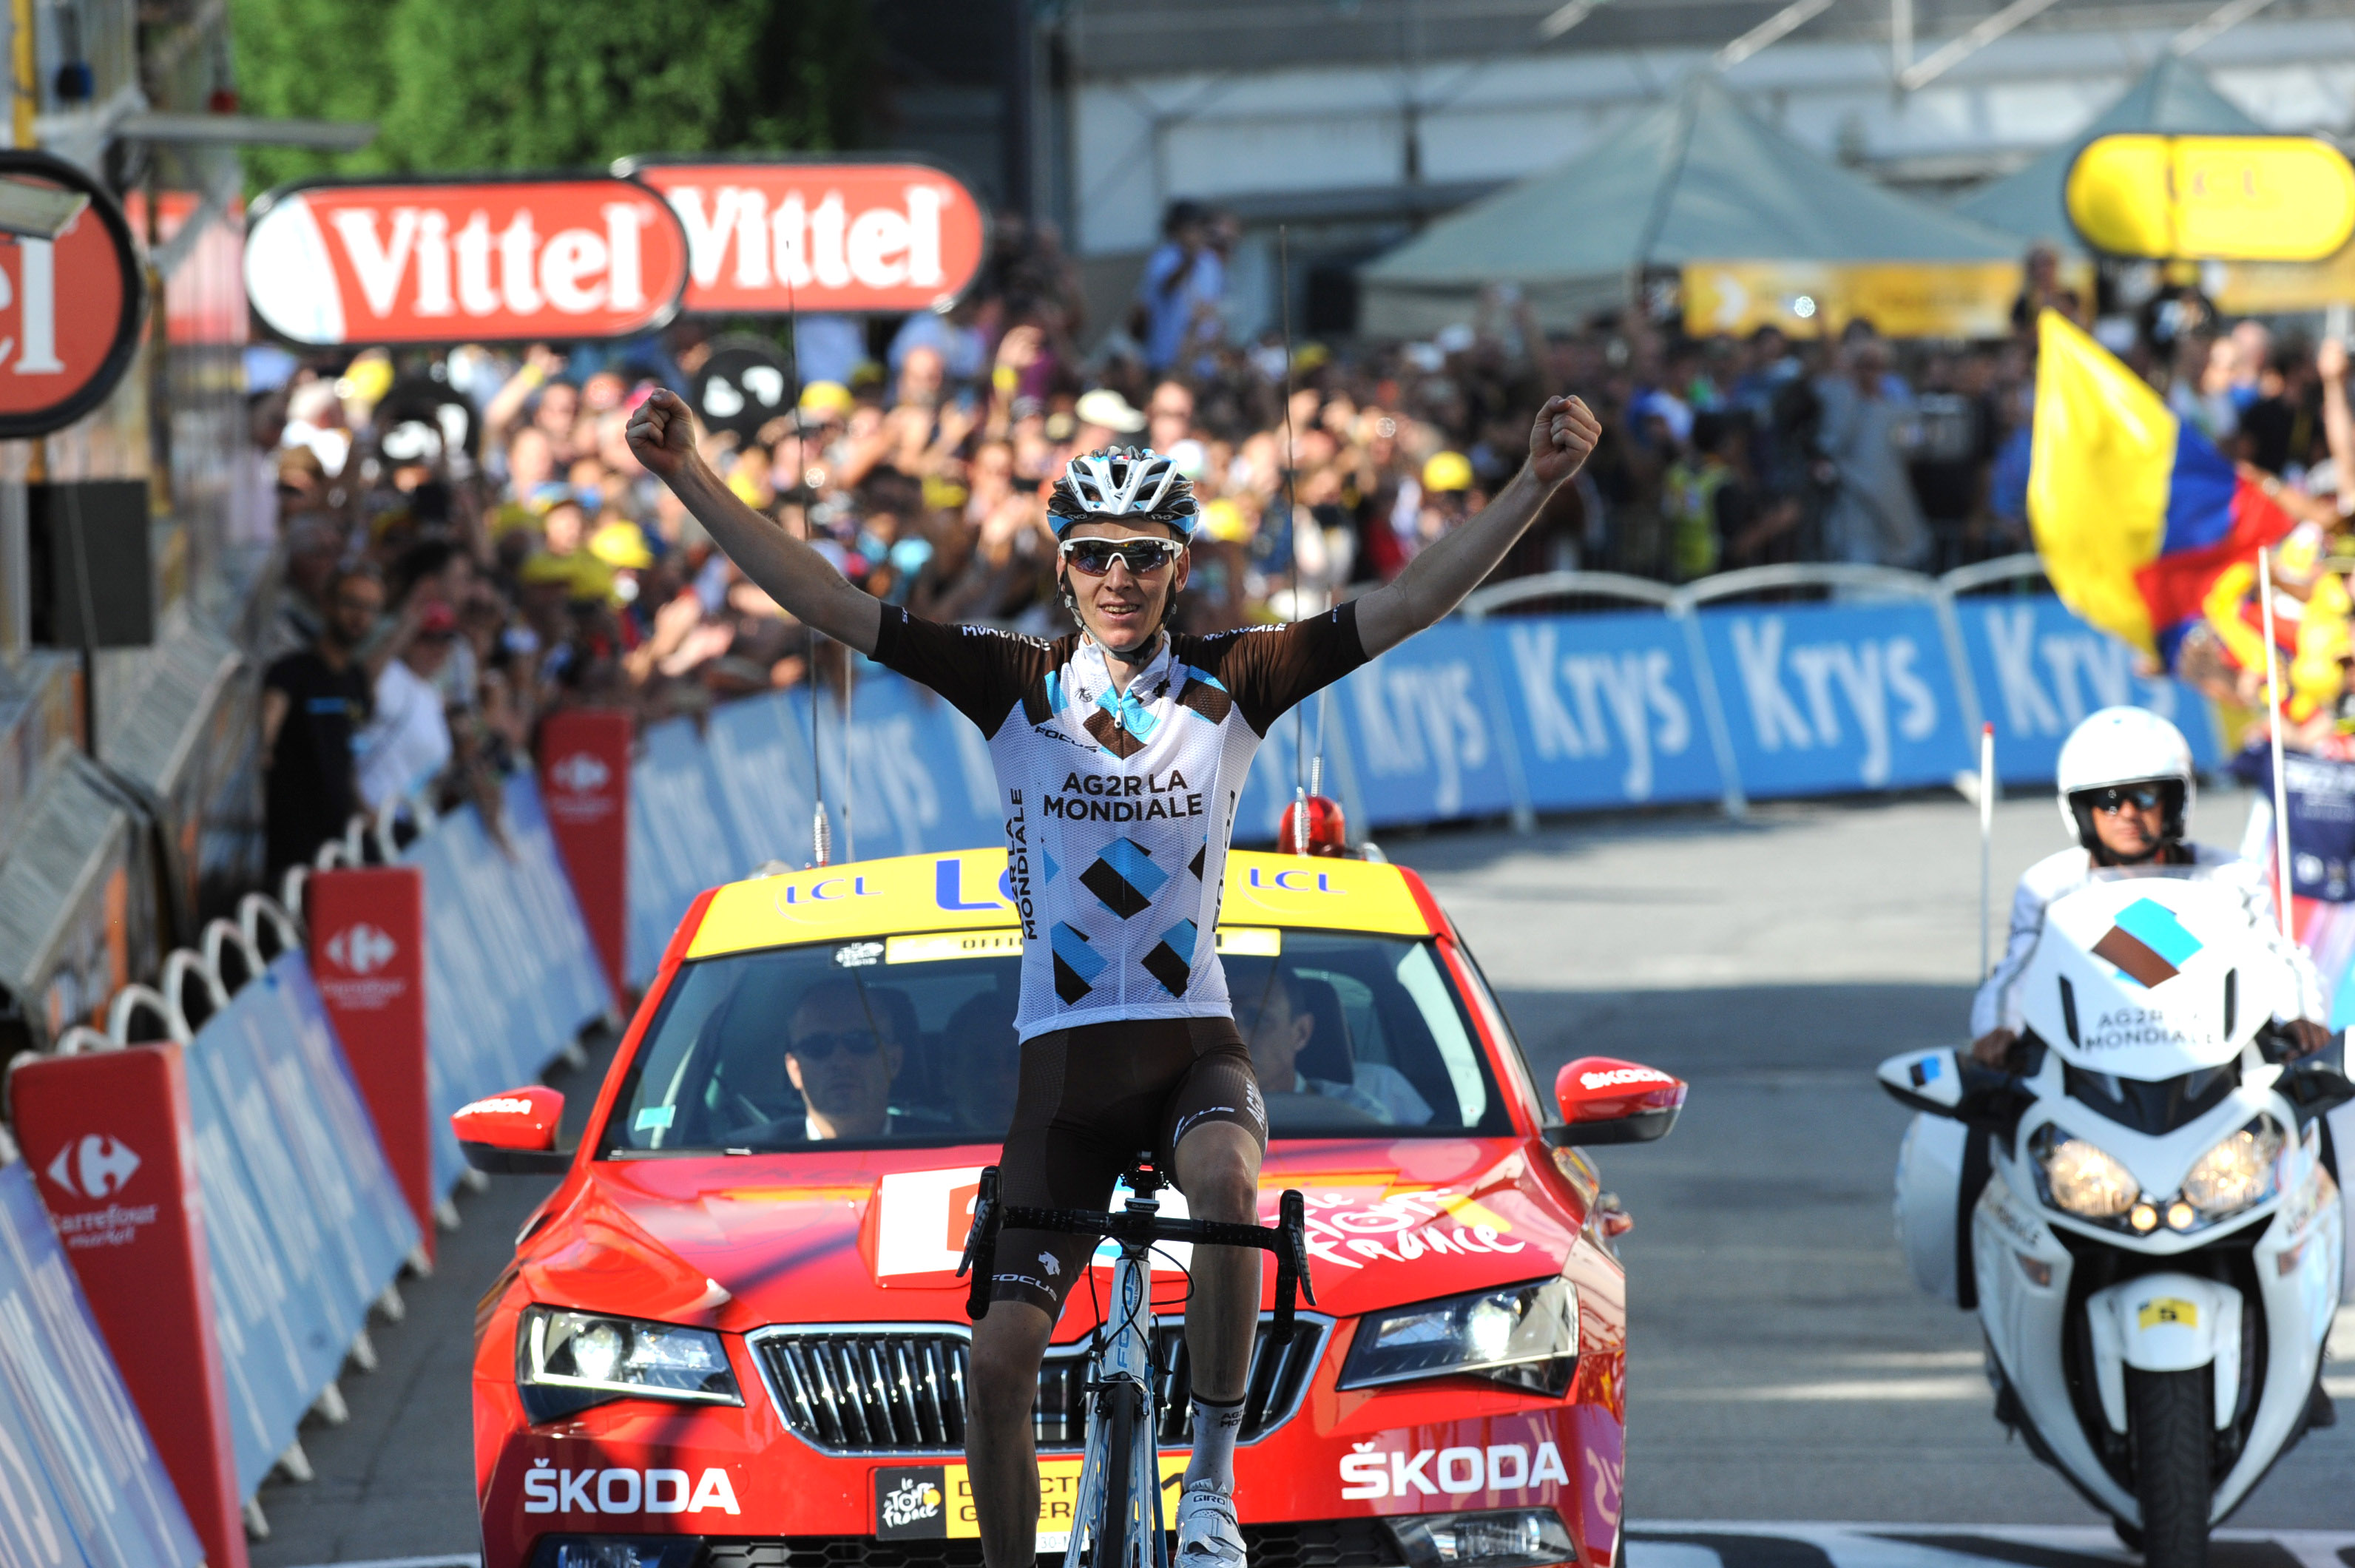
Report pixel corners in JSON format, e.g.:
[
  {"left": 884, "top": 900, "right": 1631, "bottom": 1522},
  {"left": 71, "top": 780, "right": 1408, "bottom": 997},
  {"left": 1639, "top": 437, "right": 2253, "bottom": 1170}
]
[
  {"left": 627, "top": 381, "right": 1604, "bottom": 1568},
  {"left": 785, "top": 979, "right": 903, "bottom": 1140},
  {"left": 1968, "top": 706, "right": 2326, "bottom": 1066}
]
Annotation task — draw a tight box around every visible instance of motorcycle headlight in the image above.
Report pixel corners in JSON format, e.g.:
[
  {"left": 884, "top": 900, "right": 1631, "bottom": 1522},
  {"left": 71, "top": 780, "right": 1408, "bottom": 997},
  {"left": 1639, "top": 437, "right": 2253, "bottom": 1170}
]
[
  {"left": 2180, "top": 1115, "right": 2285, "bottom": 1217},
  {"left": 2031, "top": 1125, "right": 2140, "bottom": 1220},
  {"left": 517, "top": 1305, "right": 743, "bottom": 1422},
  {"left": 1339, "top": 1278, "right": 1578, "bottom": 1396}
]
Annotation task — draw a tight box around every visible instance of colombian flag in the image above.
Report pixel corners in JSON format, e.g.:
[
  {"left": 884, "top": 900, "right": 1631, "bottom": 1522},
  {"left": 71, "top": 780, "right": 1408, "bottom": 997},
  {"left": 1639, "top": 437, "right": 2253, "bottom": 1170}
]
[{"left": 2029, "top": 311, "right": 2294, "bottom": 666}]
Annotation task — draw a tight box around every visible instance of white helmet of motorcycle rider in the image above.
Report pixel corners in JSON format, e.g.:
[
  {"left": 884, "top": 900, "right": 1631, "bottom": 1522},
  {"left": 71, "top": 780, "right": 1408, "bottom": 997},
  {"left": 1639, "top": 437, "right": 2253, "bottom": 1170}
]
[{"left": 2054, "top": 706, "right": 2196, "bottom": 862}]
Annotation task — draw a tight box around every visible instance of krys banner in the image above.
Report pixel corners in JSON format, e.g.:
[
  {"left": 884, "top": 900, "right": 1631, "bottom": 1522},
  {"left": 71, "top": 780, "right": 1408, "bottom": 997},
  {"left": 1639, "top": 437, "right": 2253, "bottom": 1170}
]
[{"left": 243, "top": 175, "right": 690, "bottom": 345}]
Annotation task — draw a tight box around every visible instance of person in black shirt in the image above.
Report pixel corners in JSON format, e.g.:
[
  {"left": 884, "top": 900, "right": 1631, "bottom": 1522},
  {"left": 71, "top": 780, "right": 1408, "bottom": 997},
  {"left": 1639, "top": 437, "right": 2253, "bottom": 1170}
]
[{"left": 260, "top": 564, "right": 390, "bottom": 877}]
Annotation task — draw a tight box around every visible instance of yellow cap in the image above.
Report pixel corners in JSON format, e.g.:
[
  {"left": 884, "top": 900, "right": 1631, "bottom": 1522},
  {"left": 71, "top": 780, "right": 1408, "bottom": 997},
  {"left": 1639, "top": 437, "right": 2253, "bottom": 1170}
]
[
  {"left": 589, "top": 518, "right": 654, "bottom": 570},
  {"left": 1203, "top": 497, "right": 1251, "bottom": 542},
  {"left": 1423, "top": 451, "right": 1474, "bottom": 493},
  {"left": 335, "top": 350, "right": 395, "bottom": 413},
  {"left": 799, "top": 380, "right": 854, "bottom": 418},
  {"left": 922, "top": 474, "right": 969, "bottom": 513}
]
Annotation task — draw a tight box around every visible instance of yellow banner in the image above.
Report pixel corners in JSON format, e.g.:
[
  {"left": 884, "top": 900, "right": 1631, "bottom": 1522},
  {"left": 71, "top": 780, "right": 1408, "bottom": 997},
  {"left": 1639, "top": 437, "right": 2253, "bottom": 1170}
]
[
  {"left": 1682, "top": 260, "right": 2091, "bottom": 340},
  {"left": 2212, "top": 240, "right": 2355, "bottom": 314},
  {"left": 691, "top": 847, "right": 1431, "bottom": 959}
]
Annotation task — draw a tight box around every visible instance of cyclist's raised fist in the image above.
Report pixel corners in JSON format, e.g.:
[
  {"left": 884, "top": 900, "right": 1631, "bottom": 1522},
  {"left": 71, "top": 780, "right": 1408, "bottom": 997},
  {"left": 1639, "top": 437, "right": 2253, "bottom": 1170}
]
[
  {"left": 628, "top": 388, "right": 697, "bottom": 481},
  {"left": 1530, "top": 394, "right": 1601, "bottom": 486}
]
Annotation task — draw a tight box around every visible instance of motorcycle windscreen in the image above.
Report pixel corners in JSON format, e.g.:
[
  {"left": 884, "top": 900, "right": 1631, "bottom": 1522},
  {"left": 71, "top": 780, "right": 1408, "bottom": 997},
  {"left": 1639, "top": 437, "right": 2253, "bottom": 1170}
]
[{"left": 2017, "top": 879, "right": 2270, "bottom": 1077}]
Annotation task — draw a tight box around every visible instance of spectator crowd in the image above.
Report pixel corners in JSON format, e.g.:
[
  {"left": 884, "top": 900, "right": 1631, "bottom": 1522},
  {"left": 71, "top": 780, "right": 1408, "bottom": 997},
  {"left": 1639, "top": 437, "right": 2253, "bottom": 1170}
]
[{"left": 249, "top": 203, "right": 2355, "bottom": 871}]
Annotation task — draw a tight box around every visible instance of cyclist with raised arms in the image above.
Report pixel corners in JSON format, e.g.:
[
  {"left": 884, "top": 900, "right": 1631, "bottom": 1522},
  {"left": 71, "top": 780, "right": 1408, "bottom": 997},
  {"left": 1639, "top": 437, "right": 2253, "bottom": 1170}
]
[{"left": 627, "top": 386, "right": 1601, "bottom": 1568}]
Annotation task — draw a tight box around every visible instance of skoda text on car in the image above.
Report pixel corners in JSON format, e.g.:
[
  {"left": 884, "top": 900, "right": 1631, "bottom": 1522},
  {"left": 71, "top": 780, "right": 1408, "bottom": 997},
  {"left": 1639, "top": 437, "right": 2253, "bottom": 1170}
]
[{"left": 460, "top": 845, "right": 1684, "bottom": 1568}]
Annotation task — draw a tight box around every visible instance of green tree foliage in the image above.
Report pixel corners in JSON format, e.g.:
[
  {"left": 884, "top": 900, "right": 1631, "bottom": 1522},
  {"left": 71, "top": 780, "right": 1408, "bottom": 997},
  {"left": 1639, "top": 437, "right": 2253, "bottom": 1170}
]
[{"left": 229, "top": 0, "right": 873, "bottom": 192}]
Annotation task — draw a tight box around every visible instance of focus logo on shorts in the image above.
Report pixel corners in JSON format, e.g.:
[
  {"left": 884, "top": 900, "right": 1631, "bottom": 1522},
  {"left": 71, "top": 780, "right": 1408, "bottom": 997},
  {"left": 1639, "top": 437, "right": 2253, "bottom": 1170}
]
[
  {"left": 1337, "top": 1441, "right": 1571, "bottom": 1501},
  {"left": 521, "top": 1461, "right": 740, "bottom": 1515}
]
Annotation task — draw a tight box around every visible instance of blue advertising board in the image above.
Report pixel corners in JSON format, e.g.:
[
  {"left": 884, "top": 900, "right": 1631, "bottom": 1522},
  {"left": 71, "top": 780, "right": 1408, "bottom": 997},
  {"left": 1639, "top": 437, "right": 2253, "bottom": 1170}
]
[
  {"left": 1950, "top": 592, "right": 2221, "bottom": 781},
  {"left": 1694, "top": 601, "right": 1973, "bottom": 797},
  {"left": 706, "top": 692, "right": 817, "bottom": 870},
  {"left": 0, "top": 1162, "right": 206, "bottom": 1567},
  {"left": 1484, "top": 612, "right": 1723, "bottom": 811},
  {"left": 1331, "top": 621, "right": 1518, "bottom": 828}
]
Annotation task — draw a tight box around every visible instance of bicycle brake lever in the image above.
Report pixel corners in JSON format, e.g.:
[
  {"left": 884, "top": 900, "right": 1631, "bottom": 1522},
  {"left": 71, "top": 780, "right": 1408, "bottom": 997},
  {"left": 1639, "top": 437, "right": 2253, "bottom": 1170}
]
[
  {"left": 959, "top": 1168, "right": 1001, "bottom": 1322},
  {"left": 1281, "top": 1189, "right": 1316, "bottom": 1307}
]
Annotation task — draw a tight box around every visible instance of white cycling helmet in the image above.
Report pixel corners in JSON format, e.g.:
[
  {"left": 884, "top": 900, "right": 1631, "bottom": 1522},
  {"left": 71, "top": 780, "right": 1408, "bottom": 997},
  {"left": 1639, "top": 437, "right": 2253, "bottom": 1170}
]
[
  {"left": 1047, "top": 447, "right": 1199, "bottom": 538},
  {"left": 2054, "top": 706, "right": 2196, "bottom": 854}
]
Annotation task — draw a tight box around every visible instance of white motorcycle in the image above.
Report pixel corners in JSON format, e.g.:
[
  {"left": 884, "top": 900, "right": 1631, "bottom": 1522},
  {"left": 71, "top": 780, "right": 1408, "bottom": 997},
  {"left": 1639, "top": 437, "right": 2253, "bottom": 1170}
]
[{"left": 1881, "top": 877, "right": 2353, "bottom": 1568}]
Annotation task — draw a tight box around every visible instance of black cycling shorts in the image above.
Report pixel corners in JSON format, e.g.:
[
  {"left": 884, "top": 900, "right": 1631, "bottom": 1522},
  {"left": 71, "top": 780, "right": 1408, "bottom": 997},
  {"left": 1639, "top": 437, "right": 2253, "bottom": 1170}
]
[{"left": 989, "top": 1016, "right": 1268, "bottom": 1316}]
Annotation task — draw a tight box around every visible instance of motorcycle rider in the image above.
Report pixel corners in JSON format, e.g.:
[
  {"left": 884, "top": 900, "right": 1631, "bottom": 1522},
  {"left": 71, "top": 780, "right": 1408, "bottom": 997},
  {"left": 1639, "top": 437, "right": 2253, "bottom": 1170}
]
[{"left": 1969, "top": 706, "right": 2330, "bottom": 1067}]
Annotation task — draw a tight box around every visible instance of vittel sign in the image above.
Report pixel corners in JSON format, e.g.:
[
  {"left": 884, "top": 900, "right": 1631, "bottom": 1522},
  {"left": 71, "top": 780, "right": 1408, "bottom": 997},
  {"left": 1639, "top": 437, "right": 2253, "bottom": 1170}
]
[
  {"left": 243, "top": 175, "right": 691, "bottom": 345},
  {"left": 626, "top": 160, "right": 987, "bottom": 314}
]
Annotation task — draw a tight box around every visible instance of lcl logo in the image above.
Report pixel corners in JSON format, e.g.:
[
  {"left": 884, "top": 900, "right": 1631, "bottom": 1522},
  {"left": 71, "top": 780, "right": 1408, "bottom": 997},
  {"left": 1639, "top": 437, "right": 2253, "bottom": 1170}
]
[
  {"left": 548, "top": 751, "right": 612, "bottom": 794},
  {"left": 44, "top": 1135, "right": 140, "bottom": 1199},
  {"left": 326, "top": 923, "right": 399, "bottom": 976}
]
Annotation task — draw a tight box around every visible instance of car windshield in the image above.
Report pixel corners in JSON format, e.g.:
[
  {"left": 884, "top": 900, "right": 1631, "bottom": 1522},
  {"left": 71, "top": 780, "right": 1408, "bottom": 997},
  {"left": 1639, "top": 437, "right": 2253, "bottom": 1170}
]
[{"left": 600, "top": 927, "right": 1516, "bottom": 1154}]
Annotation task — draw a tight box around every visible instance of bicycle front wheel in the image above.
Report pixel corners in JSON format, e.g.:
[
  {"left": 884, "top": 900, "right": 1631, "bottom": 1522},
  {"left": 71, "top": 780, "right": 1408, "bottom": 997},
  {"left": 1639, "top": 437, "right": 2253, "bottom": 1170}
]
[{"left": 1078, "top": 1384, "right": 1158, "bottom": 1563}]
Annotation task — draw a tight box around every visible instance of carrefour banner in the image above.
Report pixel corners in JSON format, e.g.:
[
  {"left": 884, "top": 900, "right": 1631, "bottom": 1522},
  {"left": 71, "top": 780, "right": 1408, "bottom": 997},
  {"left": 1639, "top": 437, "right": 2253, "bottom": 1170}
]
[
  {"left": 1950, "top": 592, "right": 2223, "bottom": 780},
  {"left": 1486, "top": 612, "right": 1723, "bottom": 811},
  {"left": 1334, "top": 621, "right": 1518, "bottom": 828},
  {"left": 0, "top": 1160, "right": 206, "bottom": 1566},
  {"left": 1694, "top": 601, "right": 1973, "bottom": 797}
]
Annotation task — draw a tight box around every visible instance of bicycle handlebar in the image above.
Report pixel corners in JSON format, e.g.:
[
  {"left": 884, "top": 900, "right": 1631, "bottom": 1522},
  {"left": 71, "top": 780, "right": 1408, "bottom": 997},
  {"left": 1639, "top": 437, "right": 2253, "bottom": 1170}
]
[{"left": 956, "top": 1167, "right": 1317, "bottom": 1337}]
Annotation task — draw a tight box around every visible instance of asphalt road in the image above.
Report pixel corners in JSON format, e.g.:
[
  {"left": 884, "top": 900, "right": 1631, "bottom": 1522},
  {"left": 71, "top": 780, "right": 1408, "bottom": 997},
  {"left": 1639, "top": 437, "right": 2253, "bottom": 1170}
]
[{"left": 249, "top": 787, "right": 2355, "bottom": 1565}]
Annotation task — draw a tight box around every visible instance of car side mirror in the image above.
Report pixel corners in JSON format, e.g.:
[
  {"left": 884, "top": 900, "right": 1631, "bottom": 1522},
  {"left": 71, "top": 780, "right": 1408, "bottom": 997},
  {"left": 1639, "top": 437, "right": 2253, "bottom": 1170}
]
[
  {"left": 1545, "top": 1056, "right": 1686, "bottom": 1146},
  {"left": 453, "top": 1086, "right": 573, "bottom": 1175}
]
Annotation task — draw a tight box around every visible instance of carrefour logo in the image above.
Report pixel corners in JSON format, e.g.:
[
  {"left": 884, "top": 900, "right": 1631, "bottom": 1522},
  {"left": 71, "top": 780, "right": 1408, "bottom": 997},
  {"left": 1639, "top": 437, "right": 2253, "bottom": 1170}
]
[
  {"left": 325, "top": 923, "right": 399, "bottom": 975},
  {"left": 44, "top": 1135, "right": 140, "bottom": 1199},
  {"left": 548, "top": 751, "right": 612, "bottom": 794}
]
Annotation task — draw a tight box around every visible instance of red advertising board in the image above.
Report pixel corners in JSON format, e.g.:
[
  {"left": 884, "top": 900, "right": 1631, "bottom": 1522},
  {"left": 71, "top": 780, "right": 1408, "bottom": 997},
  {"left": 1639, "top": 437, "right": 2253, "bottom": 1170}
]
[
  {"left": 243, "top": 175, "right": 689, "bottom": 345},
  {"left": 626, "top": 159, "right": 987, "bottom": 315},
  {"left": 307, "top": 865, "right": 435, "bottom": 1259},
  {"left": 539, "top": 709, "right": 632, "bottom": 1001},
  {"left": 0, "top": 151, "right": 146, "bottom": 438},
  {"left": 13, "top": 1044, "right": 247, "bottom": 1568}
]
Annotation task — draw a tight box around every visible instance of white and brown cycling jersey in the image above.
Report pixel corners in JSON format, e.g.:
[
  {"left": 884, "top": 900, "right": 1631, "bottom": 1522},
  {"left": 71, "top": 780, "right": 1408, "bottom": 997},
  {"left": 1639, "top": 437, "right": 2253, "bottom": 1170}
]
[{"left": 871, "top": 602, "right": 1366, "bottom": 1041}]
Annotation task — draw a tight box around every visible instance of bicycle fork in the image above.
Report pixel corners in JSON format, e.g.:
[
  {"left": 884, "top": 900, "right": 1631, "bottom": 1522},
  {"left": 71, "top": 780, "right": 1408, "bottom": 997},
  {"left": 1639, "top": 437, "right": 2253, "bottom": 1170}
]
[{"left": 1065, "top": 1231, "right": 1166, "bottom": 1568}]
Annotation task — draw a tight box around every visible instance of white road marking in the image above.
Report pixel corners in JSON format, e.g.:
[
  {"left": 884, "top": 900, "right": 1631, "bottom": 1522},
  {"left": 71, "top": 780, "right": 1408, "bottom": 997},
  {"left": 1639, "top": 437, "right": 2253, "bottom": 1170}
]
[
  {"left": 280, "top": 1556, "right": 479, "bottom": 1568},
  {"left": 1627, "top": 1521, "right": 2355, "bottom": 1568},
  {"left": 1651, "top": 1375, "right": 1988, "bottom": 1401}
]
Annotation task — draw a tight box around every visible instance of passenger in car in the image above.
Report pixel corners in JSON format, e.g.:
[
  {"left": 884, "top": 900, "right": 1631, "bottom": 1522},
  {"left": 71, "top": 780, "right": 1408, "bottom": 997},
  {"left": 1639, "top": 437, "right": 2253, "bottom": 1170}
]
[
  {"left": 1239, "top": 970, "right": 1433, "bottom": 1126},
  {"left": 943, "top": 990, "right": 1023, "bottom": 1137},
  {"left": 786, "top": 979, "right": 908, "bottom": 1140}
]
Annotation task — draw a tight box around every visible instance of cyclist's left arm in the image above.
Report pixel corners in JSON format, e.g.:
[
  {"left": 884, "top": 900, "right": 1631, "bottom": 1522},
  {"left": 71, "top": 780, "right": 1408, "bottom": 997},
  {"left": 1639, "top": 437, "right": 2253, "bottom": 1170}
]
[{"left": 1356, "top": 394, "right": 1601, "bottom": 657}]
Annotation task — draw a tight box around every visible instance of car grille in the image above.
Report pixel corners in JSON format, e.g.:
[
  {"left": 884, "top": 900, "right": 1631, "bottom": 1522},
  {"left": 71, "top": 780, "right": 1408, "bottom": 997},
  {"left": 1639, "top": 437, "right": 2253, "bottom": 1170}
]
[
  {"left": 751, "top": 1316, "right": 1328, "bottom": 1455},
  {"left": 698, "top": 1521, "right": 1402, "bottom": 1568}
]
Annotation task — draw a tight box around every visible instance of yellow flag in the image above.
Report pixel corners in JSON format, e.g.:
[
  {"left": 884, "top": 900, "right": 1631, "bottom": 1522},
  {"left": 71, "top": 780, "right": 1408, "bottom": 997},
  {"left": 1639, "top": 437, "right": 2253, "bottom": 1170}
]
[{"left": 2027, "top": 312, "right": 2177, "bottom": 655}]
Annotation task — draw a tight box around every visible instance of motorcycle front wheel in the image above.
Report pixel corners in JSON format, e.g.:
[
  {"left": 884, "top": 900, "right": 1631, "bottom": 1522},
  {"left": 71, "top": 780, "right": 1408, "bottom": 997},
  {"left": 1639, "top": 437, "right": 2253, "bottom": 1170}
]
[{"left": 2127, "top": 1365, "right": 2213, "bottom": 1568}]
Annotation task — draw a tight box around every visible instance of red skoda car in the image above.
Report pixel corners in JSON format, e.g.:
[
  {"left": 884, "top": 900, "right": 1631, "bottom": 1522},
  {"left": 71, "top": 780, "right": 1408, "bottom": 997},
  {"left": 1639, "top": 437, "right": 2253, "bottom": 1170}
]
[{"left": 462, "top": 846, "right": 1683, "bottom": 1568}]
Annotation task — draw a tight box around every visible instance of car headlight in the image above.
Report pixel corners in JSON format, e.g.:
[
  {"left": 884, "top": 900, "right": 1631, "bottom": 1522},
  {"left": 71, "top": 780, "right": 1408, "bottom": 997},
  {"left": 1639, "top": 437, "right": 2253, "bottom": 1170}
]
[
  {"left": 2031, "top": 1125, "right": 2140, "bottom": 1220},
  {"left": 1339, "top": 1278, "right": 1577, "bottom": 1396},
  {"left": 2181, "top": 1115, "right": 2284, "bottom": 1216},
  {"left": 517, "top": 1305, "right": 743, "bottom": 1423}
]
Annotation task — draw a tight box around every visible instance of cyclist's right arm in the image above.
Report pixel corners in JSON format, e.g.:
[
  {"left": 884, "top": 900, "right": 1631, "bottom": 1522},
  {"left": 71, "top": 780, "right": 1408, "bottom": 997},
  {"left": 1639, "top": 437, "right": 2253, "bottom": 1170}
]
[{"left": 629, "top": 388, "right": 882, "bottom": 655}]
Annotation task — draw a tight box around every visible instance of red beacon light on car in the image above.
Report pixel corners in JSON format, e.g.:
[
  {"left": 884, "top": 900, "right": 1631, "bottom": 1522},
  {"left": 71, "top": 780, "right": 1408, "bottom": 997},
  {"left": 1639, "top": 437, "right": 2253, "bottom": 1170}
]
[{"left": 1277, "top": 793, "right": 1348, "bottom": 857}]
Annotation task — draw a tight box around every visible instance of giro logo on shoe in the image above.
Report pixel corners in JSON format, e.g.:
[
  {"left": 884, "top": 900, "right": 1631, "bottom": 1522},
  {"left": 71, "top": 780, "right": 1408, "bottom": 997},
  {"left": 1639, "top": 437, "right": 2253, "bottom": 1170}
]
[
  {"left": 547, "top": 751, "right": 612, "bottom": 794},
  {"left": 521, "top": 1461, "right": 740, "bottom": 1516},
  {"left": 1338, "top": 1440, "right": 1571, "bottom": 1501},
  {"left": 325, "top": 923, "right": 399, "bottom": 976},
  {"left": 43, "top": 1135, "right": 139, "bottom": 1199}
]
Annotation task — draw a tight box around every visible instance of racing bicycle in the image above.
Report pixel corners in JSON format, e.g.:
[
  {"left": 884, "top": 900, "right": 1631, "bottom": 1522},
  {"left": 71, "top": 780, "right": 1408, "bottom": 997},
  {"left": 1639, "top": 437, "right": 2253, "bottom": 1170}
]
[{"left": 958, "top": 1155, "right": 1316, "bottom": 1568}]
